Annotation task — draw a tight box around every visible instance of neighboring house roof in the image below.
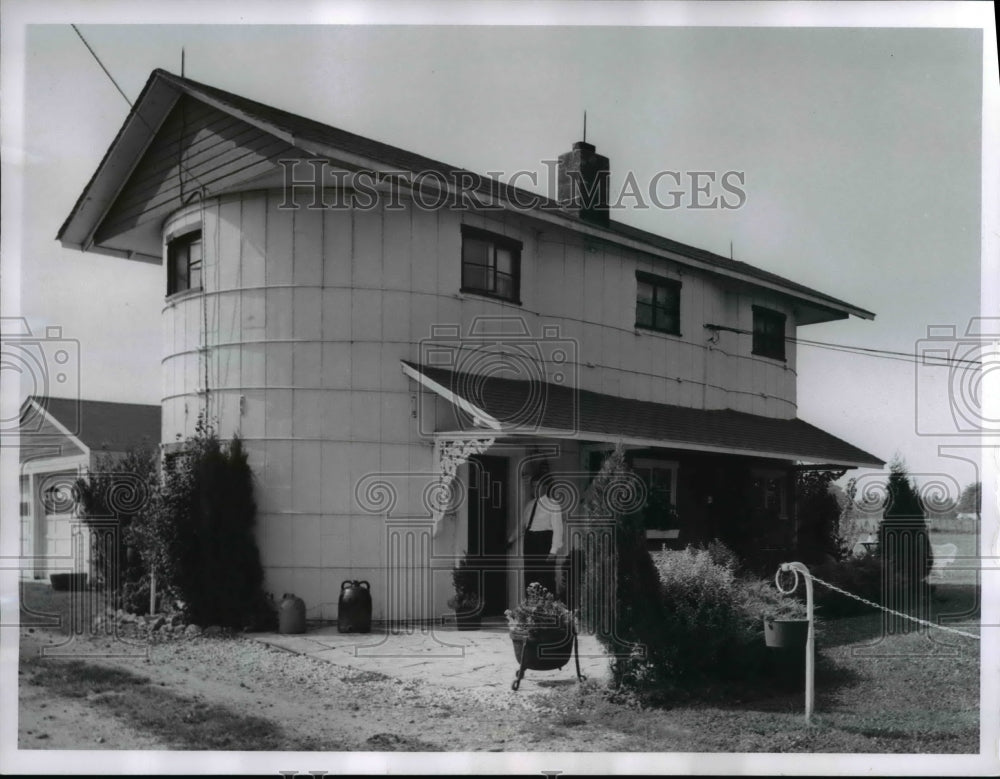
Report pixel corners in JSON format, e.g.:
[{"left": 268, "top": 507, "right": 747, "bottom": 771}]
[
  {"left": 402, "top": 360, "right": 884, "bottom": 469},
  {"left": 20, "top": 396, "right": 161, "bottom": 459},
  {"left": 58, "top": 68, "right": 875, "bottom": 323}
]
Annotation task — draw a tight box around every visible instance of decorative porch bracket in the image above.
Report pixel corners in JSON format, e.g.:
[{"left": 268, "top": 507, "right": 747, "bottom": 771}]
[{"left": 431, "top": 435, "right": 496, "bottom": 536}]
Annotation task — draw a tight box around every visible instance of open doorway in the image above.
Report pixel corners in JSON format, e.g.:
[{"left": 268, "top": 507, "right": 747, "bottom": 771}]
[{"left": 467, "top": 455, "right": 509, "bottom": 618}]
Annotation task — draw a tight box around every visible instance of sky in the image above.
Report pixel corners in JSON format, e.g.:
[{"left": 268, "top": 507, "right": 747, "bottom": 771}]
[
  {"left": 1, "top": 3, "right": 998, "bottom": 776},
  {"left": 3, "top": 4, "right": 997, "bottom": 501}
]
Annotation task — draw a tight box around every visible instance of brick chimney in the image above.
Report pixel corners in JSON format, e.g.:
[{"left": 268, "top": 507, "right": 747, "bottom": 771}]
[{"left": 557, "top": 141, "right": 610, "bottom": 228}]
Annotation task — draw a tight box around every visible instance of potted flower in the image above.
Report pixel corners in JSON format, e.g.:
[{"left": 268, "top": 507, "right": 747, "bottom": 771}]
[
  {"left": 504, "top": 582, "right": 584, "bottom": 690},
  {"left": 762, "top": 596, "right": 811, "bottom": 649},
  {"left": 447, "top": 554, "right": 483, "bottom": 631}
]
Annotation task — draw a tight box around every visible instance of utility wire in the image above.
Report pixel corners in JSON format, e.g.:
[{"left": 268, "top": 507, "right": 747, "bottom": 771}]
[
  {"left": 65, "top": 23, "right": 991, "bottom": 376},
  {"left": 70, "top": 24, "right": 210, "bottom": 198},
  {"left": 706, "top": 324, "right": 983, "bottom": 367},
  {"left": 71, "top": 24, "right": 133, "bottom": 108}
]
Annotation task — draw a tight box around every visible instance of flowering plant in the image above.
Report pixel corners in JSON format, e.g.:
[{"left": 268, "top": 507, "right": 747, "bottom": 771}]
[
  {"left": 504, "top": 582, "right": 574, "bottom": 638},
  {"left": 446, "top": 553, "right": 483, "bottom": 614}
]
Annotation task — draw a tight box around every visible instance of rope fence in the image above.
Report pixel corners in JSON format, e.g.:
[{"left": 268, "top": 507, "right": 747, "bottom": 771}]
[{"left": 805, "top": 572, "right": 981, "bottom": 641}]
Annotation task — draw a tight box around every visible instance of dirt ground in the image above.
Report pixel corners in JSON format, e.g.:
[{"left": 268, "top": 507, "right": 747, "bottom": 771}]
[{"left": 17, "top": 624, "right": 633, "bottom": 753}]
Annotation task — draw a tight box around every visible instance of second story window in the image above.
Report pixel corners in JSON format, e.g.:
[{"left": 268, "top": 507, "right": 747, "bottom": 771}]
[
  {"left": 461, "top": 225, "right": 521, "bottom": 304},
  {"left": 752, "top": 306, "right": 786, "bottom": 360},
  {"left": 635, "top": 271, "right": 681, "bottom": 335},
  {"left": 167, "top": 230, "right": 203, "bottom": 296}
]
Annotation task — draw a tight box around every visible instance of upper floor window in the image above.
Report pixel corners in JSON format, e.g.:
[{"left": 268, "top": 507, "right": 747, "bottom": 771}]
[
  {"left": 167, "top": 230, "right": 203, "bottom": 296},
  {"left": 635, "top": 271, "right": 681, "bottom": 335},
  {"left": 460, "top": 225, "right": 521, "bottom": 304},
  {"left": 752, "top": 306, "right": 786, "bottom": 361}
]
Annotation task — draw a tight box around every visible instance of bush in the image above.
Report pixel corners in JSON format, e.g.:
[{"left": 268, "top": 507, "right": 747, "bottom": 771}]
[
  {"left": 794, "top": 469, "right": 848, "bottom": 564},
  {"left": 811, "top": 552, "right": 884, "bottom": 617},
  {"left": 651, "top": 546, "right": 808, "bottom": 689},
  {"left": 129, "top": 419, "right": 271, "bottom": 629},
  {"left": 579, "top": 444, "right": 677, "bottom": 690},
  {"left": 447, "top": 553, "right": 483, "bottom": 614},
  {"left": 580, "top": 448, "right": 814, "bottom": 697},
  {"left": 75, "top": 445, "right": 159, "bottom": 604},
  {"left": 810, "top": 546, "right": 933, "bottom": 622},
  {"left": 695, "top": 538, "right": 743, "bottom": 575}
]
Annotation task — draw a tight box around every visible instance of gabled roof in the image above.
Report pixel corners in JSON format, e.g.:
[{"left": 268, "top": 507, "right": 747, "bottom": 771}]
[
  {"left": 21, "top": 396, "right": 160, "bottom": 455},
  {"left": 402, "top": 360, "right": 884, "bottom": 469},
  {"left": 59, "top": 68, "right": 875, "bottom": 322}
]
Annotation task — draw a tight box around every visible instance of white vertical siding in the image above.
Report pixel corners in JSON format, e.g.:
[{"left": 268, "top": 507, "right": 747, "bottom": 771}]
[{"left": 161, "top": 186, "right": 803, "bottom": 620}]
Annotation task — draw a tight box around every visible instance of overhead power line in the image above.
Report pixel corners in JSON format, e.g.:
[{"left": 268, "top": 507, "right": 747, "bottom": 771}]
[
  {"left": 705, "top": 324, "right": 983, "bottom": 368},
  {"left": 70, "top": 25, "right": 210, "bottom": 203},
  {"left": 63, "top": 24, "right": 990, "bottom": 377},
  {"left": 71, "top": 24, "right": 133, "bottom": 108}
]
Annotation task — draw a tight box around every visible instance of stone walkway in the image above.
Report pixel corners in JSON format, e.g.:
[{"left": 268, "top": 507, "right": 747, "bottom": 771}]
[{"left": 253, "top": 622, "right": 611, "bottom": 691}]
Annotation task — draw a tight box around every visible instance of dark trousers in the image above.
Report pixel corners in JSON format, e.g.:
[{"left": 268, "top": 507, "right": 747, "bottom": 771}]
[{"left": 523, "top": 530, "right": 555, "bottom": 594}]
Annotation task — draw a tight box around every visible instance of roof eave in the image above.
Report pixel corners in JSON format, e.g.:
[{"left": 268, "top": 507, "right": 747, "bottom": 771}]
[
  {"left": 402, "top": 361, "right": 885, "bottom": 469},
  {"left": 488, "top": 425, "right": 883, "bottom": 468},
  {"left": 59, "top": 69, "right": 876, "bottom": 321},
  {"left": 56, "top": 70, "right": 181, "bottom": 255}
]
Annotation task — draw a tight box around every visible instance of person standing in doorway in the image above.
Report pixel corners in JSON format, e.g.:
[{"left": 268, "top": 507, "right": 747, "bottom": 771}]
[{"left": 507, "top": 464, "right": 564, "bottom": 595}]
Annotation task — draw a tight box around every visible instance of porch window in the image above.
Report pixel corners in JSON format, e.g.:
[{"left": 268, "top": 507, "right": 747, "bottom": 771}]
[
  {"left": 635, "top": 271, "right": 681, "bottom": 335},
  {"left": 752, "top": 306, "right": 786, "bottom": 361},
  {"left": 750, "top": 469, "right": 788, "bottom": 519},
  {"left": 461, "top": 225, "right": 522, "bottom": 304},
  {"left": 632, "top": 458, "right": 679, "bottom": 531},
  {"left": 167, "top": 230, "right": 203, "bottom": 296}
]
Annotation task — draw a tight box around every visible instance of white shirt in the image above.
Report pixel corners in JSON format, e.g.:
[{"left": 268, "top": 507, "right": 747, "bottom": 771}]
[{"left": 511, "top": 494, "right": 565, "bottom": 556}]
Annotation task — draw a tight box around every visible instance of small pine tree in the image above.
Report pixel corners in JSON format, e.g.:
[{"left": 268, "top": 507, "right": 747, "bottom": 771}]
[
  {"left": 878, "top": 456, "right": 934, "bottom": 633},
  {"left": 794, "top": 468, "right": 847, "bottom": 564},
  {"left": 579, "top": 444, "right": 674, "bottom": 689}
]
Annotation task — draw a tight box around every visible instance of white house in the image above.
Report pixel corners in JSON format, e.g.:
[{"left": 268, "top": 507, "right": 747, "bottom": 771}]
[
  {"left": 57, "top": 69, "right": 882, "bottom": 622},
  {"left": 19, "top": 396, "right": 160, "bottom": 581}
]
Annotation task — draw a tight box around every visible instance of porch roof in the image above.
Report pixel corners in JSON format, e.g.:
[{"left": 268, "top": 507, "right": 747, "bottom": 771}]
[{"left": 401, "top": 360, "right": 884, "bottom": 469}]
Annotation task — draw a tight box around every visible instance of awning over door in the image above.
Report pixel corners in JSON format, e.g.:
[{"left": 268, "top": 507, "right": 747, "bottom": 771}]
[{"left": 402, "top": 360, "right": 883, "bottom": 469}]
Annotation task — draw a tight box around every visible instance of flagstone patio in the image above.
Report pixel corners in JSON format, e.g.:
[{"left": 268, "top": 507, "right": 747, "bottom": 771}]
[{"left": 253, "top": 622, "right": 611, "bottom": 691}]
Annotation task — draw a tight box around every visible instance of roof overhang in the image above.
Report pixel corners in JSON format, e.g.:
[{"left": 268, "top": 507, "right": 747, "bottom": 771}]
[
  {"left": 19, "top": 397, "right": 92, "bottom": 459},
  {"left": 57, "top": 75, "right": 183, "bottom": 263},
  {"left": 402, "top": 360, "right": 884, "bottom": 469},
  {"left": 59, "top": 69, "right": 875, "bottom": 323}
]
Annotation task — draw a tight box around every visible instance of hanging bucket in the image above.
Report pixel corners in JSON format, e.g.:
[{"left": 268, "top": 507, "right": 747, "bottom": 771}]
[{"left": 763, "top": 618, "right": 809, "bottom": 648}]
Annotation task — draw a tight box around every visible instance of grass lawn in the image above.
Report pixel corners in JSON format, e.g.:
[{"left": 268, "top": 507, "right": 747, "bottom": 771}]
[{"left": 535, "top": 582, "right": 980, "bottom": 753}]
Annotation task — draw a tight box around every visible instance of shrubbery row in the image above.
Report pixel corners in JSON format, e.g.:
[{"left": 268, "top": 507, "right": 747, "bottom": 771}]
[
  {"left": 579, "top": 446, "right": 808, "bottom": 696},
  {"left": 76, "top": 418, "right": 273, "bottom": 629}
]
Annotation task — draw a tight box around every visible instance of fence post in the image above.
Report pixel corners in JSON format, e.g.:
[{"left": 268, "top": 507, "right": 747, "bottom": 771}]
[{"left": 776, "top": 561, "right": 815, "bottom": 724}]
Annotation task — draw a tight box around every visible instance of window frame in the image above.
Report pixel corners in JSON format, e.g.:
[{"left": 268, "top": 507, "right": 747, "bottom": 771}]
[
  {"left": 631, "top": 457, "right": 681, "bottom": 538},
  {"left": 460, "top": 224, "right": 523, "bottom": 305},
  {"left": 752, "top": 305, "right": 787, "bottom": 361},
  {"left": 750, "top": 467, "right": 789, "bottom": 521},
  {"left": 634, "top": 270, "right": 682, "bottom": 336},
  {"left": 166, "top": 230, "right": 203, "bottom": 297}
]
